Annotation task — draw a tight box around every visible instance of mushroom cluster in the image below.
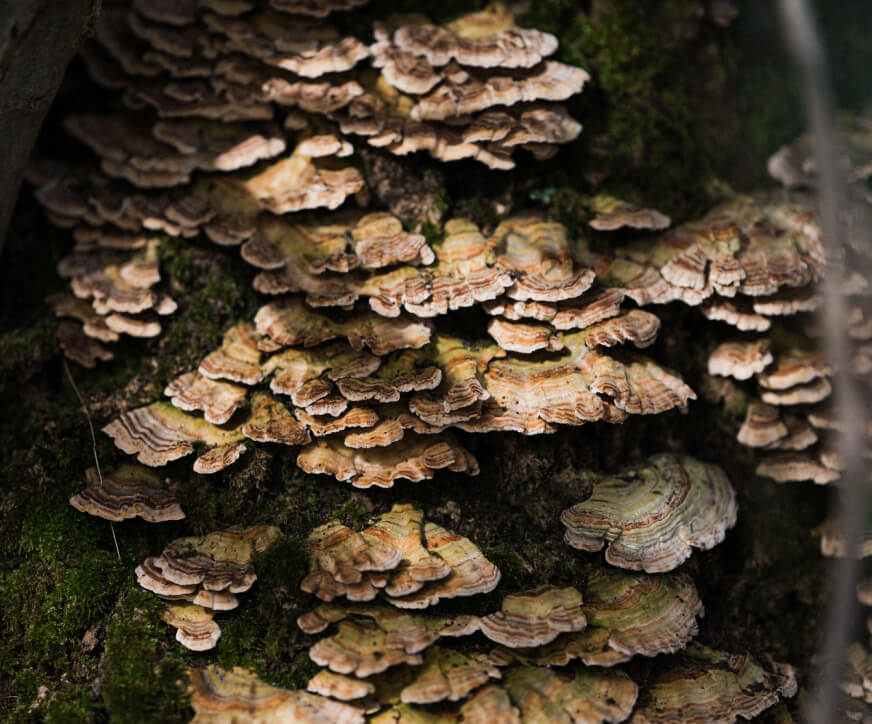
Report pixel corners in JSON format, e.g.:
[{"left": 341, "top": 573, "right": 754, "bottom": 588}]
[
  {"left": 29, "top": 0, "right": 590, "bottom": 366},
  {"left": 99, "top": 208, "right": 698, "bottom": 482},
  {"left": 135, "top": 524, "right": 280, "bottom": 649},
  {"left": 285, "top": 501, "right": 794, "bottom": 722}
]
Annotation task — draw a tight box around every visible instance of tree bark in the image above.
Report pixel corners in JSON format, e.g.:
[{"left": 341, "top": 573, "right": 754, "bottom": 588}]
[{"left": 0, "top": 0, "right": 101, "bottom": 252}]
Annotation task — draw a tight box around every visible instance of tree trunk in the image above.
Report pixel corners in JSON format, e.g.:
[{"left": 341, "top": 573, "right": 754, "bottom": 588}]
[{"left": 0, "top": 0, "right": 101, "bottom": 252}]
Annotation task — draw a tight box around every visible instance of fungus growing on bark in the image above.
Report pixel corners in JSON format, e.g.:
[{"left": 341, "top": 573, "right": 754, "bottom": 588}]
[
  {"left": 164, "top": 371, "right": 248, "bottom": 424},
  {"left": 188, "top": 665, "right": 365, "bottom": 723},
  {"left": 503, "top": 666, "right": 638, "bottom": 724},
  {"left": 629, "top": 644, "right": 797, "bottom": 723},
  {"left": 479, "top": 586, "right": 587, "bottom": 648},
  {"left": 588, "top": 195, "right": 671, "bottom": 232},
  {"left": 399, "top": 648, "right": 501, "bottom": 704},
  {"left": 69, "top": 464, "right": 184, "bottom": 522},
  {"left": 299, "top": 507, "right": 499, "bottom": 607},
  {"left": 161, "top": 603, "right": 221, "bottom": 651},
  {"left": 707, "top": 339, "right": 773, "bottom": 381},
  {"left": 561, "top": 454, "right": 737, "bottom": 572}
]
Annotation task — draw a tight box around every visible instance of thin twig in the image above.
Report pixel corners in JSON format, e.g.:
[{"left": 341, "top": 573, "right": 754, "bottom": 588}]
[{"left": 63, "top": 359, "right": 121, "bottom": 560}]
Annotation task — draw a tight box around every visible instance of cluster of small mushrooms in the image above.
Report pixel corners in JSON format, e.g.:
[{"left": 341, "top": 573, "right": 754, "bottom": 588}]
[{"left": 25, "top": 0, "right": 868, "bottom": 721}]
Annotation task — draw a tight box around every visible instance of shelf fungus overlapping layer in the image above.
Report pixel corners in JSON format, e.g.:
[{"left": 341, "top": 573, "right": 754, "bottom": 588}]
[
  {"left": 69, "top": 464, "right": 184, "bottom": 522},
  {"left": 29, "top": 0, "right": 590, "bottom": 366},
  {"left": 188, "top": 665, "right": 365, "bottom": 724},
  {"left": 135, "top": 525, "right": 280, "bottom": 650},
  {"left": 487, "top": 571, "right": 703, "bottom": 670},
  {"left": 300, "top": 505, "right": 500, "bottom": 608},
  {"left": 576, "top": 191, "right": 825, "bottom": 314},
  {"left": 100, "top": 215, "right": 696, "bottom": 481},
  {"left": 629, "top": 644, "right": 797, "bottom": 723},
  {"left": 560, "top": 454, "right": 737, "bottom": 573}
]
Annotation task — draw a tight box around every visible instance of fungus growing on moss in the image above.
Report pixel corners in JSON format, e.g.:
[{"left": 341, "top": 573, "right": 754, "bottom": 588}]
[
  {"left": 188, "top": 665, "right": 364, "bottom": 723},
  {"left": 161, "top": 603, "right": 221, "bottom": 651},
  {"left": 69, "top": 464, "right": 184, "bottom": 522},
  {"left": 561, "top": 454, "right": 737, "bottom": 573}
]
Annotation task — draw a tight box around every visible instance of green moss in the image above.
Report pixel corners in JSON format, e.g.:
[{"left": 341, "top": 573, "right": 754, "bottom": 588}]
[
  {"left": 329, "top": 498, "right": 370, "bottom": 530},
  {"left": 101, "top": 588, "right": 192, "bottom": 724}
]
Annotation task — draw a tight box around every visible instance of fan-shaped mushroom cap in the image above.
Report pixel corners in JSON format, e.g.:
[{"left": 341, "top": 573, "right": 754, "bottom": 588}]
[
  {"left": 46, "top": 292, "right": 120, "bottom": 342},
  {"left": 255, "top": 297, "right": 432, "bottom": 355},
  {"left": 70, "top": 464, "right": 184, "bottom": 522},
  {"left": 486, "top": 287, "right": 625, "bottom": 330},
  {"left": 759, "top": 377, "right": 832, "bottom": 406},
  {"left": 561, "top": 454, "right": 737, "bottom": 573},
  {"left": 504, "top": 666, "right": 638, "bottom": 724},
  {"left": 161, "top": 603, "right": 221, "bottom": 651},
  {"left": 165, "top": 371, "right": 247, "bottom": 424},
  {"left": 156, "top": 525, "right": 280, "bottom": 592},
  {"left": 136, "top": 556, "right": 198, "bottom": 599},
  {"left": 756, "top": 452, "right": 840, "bottom": 485},
  {"left": 581, "top": 568, "right": 703, "bottom": 657},
  {"left": 487, "top": 626, "right": 632, "bottom": 669},
  {"left": 756, "top": 347, "right": 833, "bottom": 390},
  {"left": 495, "top": 217, "right": 595, "bottom": 303},
  {"left": 386, "top": 522, "right": 500, "bottom": 609},
  {"left": 409, "top": 61, "right": 589, "bottom": 121},
  {"left": 588, "top": 195, "right": 671, "bottom": 232},
  {"left": 489, "top": 570, "right": 702, "bottom": 668},
  {"left": 297, "top": 434, "right": 478, "bottom": 488},
  {"left": 479, "top": 586, "right": 586, "bottom": 648},
  {"left": 199, "top": 322, "right": 265, "bottom": 384},
  {"left": 302, "top": 520, "right": 402, "bottom": 599},
  {"left": 400, "top": 647, "right": 501, "bottom": 704},
  {"left": 189, "top": 665, "right": 365, "bottom": 723},
  {"left": 241, "top": 392, "right": 312, "bottom": 444},
  {"left": 334, "top": 349, "right": 442, "bottom": 405},
  {"left": 487, "top": 318, "right": 563, "bottom": 354},
  {"left": 407, "top": 337, "right": 503, "bottom": 426},
  {"left": 102, "top": 401, "right": 247, "bottom": 469},
  {"left": 241, "top": 212, "right": 432, "bottom": 279},
  {"left": 64, "top": 114, "right": 287, "bottom": 188},
  {"left": 700, "top": 298, "right": 772, "bottom": 332},
  {"left": 360, "top": 504, "right": 451, "bottom": 597},
  {"left": 737, "top": 402, "right": 789, "bottom": 448},
  {"left": 295, "top": 407, "right": 380, "bottom": 437},
  {"left": 310, "top": 619, "right": 425, "bottom": 676},
  {"left": 583, "top": 310, "right": 661, "bottom": 349},
  {"left": 708, "top": 339, "right": 773, "bottom": 381},
  {"left": 392, "top": 5, "right": 559, "bottom": 69},
  {"left": 629, "top": 644, "right": 797, "bottom": 723},
  {"left": 261, "top": 342, "right": 380, "bottom": 409},
  {"left": 343, "top": 404, "right": 444, "bottom": 449},
  {"left": 457, "top": 685, "right": 520, "bottom": 724},
  {"left": 308, "top": 670, "right": 375, "bottom": 701},
  {"left": 351, "top": 218, "right": 515, "bottom": 317}
]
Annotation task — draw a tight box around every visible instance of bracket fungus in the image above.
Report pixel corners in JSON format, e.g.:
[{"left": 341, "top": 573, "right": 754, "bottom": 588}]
[
  {"left": 188, "top": 665, "right": 364, "bottom": 723},
  {"left": 69, "top": 464, "right": 184, "bottom": 522},
  {"left": 628, "top": 644, "right": 797, "bottom": 723},
  {"left": 479, "top": 586, "right": 587, "bottom": 649},
  {"left": 300, "top": 507, "right": 500, "bottom": 607},
  {"left": 137, "top": 525, "right": 279, "bottom": 650},
  {"left": 560, "top": 454, "right": 737, "bottom": 573}
]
